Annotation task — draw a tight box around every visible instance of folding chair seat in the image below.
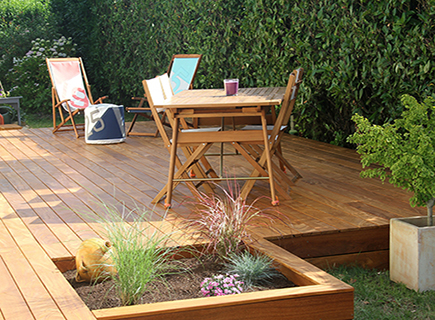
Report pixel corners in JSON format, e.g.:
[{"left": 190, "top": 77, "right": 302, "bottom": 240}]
[
  {"left": 46, "top": 57, "right": 108, "bottom": 138},
  {"left": 127, "top": 54, "right": 202, "bottom": 137}
]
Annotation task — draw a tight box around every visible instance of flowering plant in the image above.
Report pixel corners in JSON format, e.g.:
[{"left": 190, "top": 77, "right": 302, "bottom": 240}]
[
  {"left": 5, "top": 36, "right": 77, "bottom": 113},
  {"left": 200, "top": 274, "right": 244, "bottom": 297},
  {"left": 0, "top": 81, "right": 9, "bottom": 98}
]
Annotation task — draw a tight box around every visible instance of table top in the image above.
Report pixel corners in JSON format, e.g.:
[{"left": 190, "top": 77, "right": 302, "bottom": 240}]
[
  {"left": 0, "top": 96, "right": 23, "bottom": 103},
  {"left": 155, "top": 87, "right": 286, "bottom": 109}
]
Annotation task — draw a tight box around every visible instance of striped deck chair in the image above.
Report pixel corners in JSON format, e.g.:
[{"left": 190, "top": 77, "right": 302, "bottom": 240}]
[{"left": 46, "top": 57, "right": 107, "bottom": 138}]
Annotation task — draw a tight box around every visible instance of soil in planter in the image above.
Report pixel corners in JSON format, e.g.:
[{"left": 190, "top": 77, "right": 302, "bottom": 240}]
[{"left": 63, "top": 256, "right": 296, "bottom": 310}]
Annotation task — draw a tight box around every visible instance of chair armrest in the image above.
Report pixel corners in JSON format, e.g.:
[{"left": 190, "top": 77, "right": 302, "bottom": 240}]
[
  {"left": 126, "top": 107, "right": 151, "bottom": 112},
  {"left": 131, "top": 96, "right": 147, "bottom": 108},
  {"left": 54, "top": 98, "right": 71, "bottom": 109},
  {"left": 94, "top": 96, "right": 108, "bottom": 104}
]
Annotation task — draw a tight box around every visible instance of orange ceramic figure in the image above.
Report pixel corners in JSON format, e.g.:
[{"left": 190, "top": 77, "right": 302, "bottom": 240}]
[{"left": 75, "top": 238, "right": 116, "bottom": 282}]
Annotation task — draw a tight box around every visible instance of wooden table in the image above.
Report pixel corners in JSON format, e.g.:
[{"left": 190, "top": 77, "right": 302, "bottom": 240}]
[{"left": 152, "top": 87, "right": 287, "bottom": 207}]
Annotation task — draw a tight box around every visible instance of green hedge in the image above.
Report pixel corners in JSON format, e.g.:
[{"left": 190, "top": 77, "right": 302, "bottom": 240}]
[
  {"left": 8, "top": 0, "right": 435, "bottom": 145},
  {"left": 0, "top": 0, "right": 53, "bottom": 81}
]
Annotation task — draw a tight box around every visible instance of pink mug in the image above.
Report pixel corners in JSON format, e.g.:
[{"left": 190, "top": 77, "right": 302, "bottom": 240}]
[{"left": 224, "top": 79, "right": 239, "bottom": 96}]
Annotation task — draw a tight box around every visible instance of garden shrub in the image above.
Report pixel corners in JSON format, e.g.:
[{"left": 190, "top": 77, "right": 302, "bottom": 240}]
[
  {"left": 5, "top": 36, "right": 77, "bottom": 113},
  {"left": 0, "top": 0, "right": 54, "bottom": 83}
]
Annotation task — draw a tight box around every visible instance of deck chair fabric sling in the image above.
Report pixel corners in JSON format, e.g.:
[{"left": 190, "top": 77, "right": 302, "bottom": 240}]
[
  {"left": 239, "top": 68, "right": 304, "bottom": 203},
  {"left": 127, "top": 54, "right": 202, "bottom": 137},
  {"left": 47, "top": 57, "right": 107, "bottom": 138},
  {"left": 143, "top": 74, "right": 220, "bottom": 208}
]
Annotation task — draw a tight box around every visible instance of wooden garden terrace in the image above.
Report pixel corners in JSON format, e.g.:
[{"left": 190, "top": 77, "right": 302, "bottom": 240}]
[{"left": 0, "top": 122, "right": 424, "bottom": 320}]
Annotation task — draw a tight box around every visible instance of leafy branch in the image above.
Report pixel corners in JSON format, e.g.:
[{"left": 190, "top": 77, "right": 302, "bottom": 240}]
[{"left": 348, "top": 94, "right": 435, "bottom": 225}]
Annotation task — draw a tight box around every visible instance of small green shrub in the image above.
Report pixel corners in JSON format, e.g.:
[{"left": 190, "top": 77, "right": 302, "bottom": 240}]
[
  {"left": 5, "top": 36, "right": 77, "bottom": 113},
  {"left": 224, "top": 250, "right": 282, "bottom": 288},
  {"left": 348, "top": 94, "right": 435, "bottom": 225}
]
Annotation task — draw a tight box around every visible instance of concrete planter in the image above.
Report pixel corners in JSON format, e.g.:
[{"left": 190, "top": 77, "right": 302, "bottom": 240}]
[
  {"left": 0, "top": 106, "right": 12, "bottom": 124},
  {"left": 390, "top": 216, "right": 435, "bottom": 292}
]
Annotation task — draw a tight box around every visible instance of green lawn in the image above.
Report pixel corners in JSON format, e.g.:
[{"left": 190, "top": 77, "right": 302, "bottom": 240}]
[
  {"left": 328, "top": 266, "right": 435, "bottom": 319},
  {"left": 24, "top": 111, "right": 138, "bottom": 128}
]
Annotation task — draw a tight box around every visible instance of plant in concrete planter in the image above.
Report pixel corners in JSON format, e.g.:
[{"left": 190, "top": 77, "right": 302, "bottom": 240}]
[
  {"left": 348, "top": 94, "right": 435, "bottom": 291},
  {"left": 348, "top": 94, "right": 435, "bottom": 226},
  {"left": 0, "top": 81, "right": 9, "bottom": 98}
]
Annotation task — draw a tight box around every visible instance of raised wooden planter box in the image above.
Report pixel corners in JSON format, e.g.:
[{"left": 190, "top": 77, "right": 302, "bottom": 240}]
[
  {"left": 72, "top": 237, "right": 353, "bottom": 320},
  {"left": 271, "top": 226, "right": 390, "bottom": 270}
]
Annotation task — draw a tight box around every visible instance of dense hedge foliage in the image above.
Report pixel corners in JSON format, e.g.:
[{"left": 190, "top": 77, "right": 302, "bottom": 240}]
[
  {"left": 0, "top": 0, "right": 53, "bottom": 80},
  {"left": 3, "top": 0, "right": 435, "bottom": 145}
]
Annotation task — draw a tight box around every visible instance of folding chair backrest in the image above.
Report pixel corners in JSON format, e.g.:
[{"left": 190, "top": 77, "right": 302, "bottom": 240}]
[
  {"left": 283, "top": 68, "right": 304, "bottom": 125},
  {"left": 159, "top": 73, "right": 174, "bottom": 100},
  {"left": 142, "top": 77, "right": 171, "bottom": 146},
  {"left": 269, "top": 68, "right": 304, "bottom": 142},
  {"left": 47, "top": 58, "right": 93, "bottom": 111},
  {"left": 167, "top": 54, "right": 202, "bottom": 94}
]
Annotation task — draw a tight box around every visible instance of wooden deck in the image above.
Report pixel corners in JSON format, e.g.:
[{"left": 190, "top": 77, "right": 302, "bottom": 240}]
[{"left": 0, "top": 122, "right": 424, "bottom": 319}]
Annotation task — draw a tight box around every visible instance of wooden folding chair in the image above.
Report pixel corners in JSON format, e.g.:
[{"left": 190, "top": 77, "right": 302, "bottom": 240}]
[
  {"left": 127, "top": 54, "right": 202, "bottom": 137},
  {"left": 46, "top": 57, "right": 107, "bottom": 138},
  {"left": 143, "top": 74, "right": 220, "bottom": 208},
  {"left": 239, "top": 68, "right": 304, "bottom": 203}
]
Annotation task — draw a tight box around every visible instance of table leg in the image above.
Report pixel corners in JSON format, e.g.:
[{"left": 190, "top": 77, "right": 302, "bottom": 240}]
[
  {"left": 165, "top": 117, "right": 179, "bottom": 208},
  {"left": 261, "top": 109, "right": 278, "bottom": 205},
  {"left": 155, "top": 142, "right": 212, "bottom": 204},
  {"left": 16, "top": 101, "right": 21, "bottom": 126}
]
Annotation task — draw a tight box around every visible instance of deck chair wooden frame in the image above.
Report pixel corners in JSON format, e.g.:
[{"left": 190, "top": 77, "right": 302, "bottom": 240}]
[
  {"left": 46, "top": 57, "right": 107, "bottom": 138},
  {"left": 239, "top": 68, "right": 304, "bottom": 202},
  {"left": 127, "top": 54, "right": 202, "bottom": 137},
  {"left": 143, "top": 75, "right": 220, "bottom": 208}
]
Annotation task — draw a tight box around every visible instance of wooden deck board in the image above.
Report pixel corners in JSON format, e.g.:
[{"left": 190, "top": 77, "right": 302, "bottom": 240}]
[
  {"left": 0, "top": 255, "right": 35, "bottom": 320},
  {"left": 0, "top": 123, "right": 426, "bottom": 319},
  {"left": 0, "top": 193, "right": 96, "bottom": 320}
]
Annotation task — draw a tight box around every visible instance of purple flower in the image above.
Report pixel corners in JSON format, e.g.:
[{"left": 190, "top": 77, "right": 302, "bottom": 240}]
[{"left": 200, "top": 274, "right": 243, "bottom": 297}]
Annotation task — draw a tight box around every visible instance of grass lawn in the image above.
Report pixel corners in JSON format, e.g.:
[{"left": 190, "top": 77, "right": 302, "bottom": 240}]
[
  {"left": 24, "top": 111, "right": 139, "bottom": 128},
  {"left": 328, "top": 266, "right": 435, "bottom": 319}
]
